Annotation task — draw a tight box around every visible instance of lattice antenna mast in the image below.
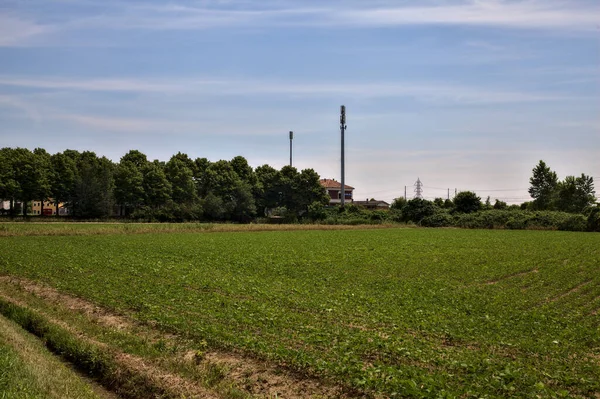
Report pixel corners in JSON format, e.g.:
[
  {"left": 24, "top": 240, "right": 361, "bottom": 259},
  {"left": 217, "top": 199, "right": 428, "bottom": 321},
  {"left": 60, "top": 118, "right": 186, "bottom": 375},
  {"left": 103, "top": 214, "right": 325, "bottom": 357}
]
[{"left": 414, "top": 178, "right": 423, "bottom": 199}]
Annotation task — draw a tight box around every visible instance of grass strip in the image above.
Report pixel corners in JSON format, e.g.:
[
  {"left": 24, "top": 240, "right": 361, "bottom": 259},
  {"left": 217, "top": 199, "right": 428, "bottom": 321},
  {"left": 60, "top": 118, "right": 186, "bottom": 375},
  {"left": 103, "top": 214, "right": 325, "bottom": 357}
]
[
  {"left": 0, "top": 297, "right": 184, "bottom": 399},
  {"left": 0, "top": 313, "right": 105, "bottom": 399},
  {"left": 0, "top": 276, "right": 346, "bottom": 399}
]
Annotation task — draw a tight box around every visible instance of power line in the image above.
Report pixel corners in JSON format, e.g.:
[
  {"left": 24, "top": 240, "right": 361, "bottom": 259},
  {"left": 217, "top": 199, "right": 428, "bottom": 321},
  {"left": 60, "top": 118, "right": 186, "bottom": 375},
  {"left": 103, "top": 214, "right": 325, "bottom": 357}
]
[
  {"left": 426, "top": 185, "right": 528, "bottom": 192},
  {"left": 364, "top": 186, "right": 530, "bottom": 196}
]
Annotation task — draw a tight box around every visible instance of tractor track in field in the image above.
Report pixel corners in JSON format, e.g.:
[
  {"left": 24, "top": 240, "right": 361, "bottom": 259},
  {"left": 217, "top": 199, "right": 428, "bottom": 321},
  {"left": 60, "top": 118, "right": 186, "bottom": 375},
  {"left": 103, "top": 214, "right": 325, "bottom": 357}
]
[
  {"left": 0, "top": 275, "right": 357, "bottom": 399},
  {"left": 544, "top": 280, "right": 593, "bottom": 305},
  {"left": 484, "top": 268, "right": 539, "bottom": 285}
]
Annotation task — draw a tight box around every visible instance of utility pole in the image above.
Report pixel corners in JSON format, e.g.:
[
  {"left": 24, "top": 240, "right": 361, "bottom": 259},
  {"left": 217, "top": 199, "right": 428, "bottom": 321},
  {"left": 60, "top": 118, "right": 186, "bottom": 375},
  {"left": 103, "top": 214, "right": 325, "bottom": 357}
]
[
  {"left": 447, "top": 188, "right": 450, "bottom": 200},
  {"left": 340, "top": 105, "right": 347, "bottom": 208},
  {"left": 414, "top": 178, "right": 423, "bottom": 199},
  {"left": 404, "top": 186, "right": 407, "bottom": 200},
  {"left": 289, "top": 131, "right": 293, "bottom": 167},
  {"left": 455, "top": 188, "right": 457, "bottom": 197}
]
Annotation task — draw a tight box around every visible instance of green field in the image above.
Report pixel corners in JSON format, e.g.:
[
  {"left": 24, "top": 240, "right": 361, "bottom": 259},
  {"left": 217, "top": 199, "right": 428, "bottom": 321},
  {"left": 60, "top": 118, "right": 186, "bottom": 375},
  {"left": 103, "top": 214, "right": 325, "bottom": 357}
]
[{"left": 1, "top": 225, "right": 599, "bottom": 397}]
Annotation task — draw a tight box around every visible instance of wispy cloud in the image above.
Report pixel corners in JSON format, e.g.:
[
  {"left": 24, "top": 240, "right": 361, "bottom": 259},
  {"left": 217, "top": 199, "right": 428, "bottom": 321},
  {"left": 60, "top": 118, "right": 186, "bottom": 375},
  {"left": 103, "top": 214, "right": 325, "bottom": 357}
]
[
  {"left": 332, "top": 1, "right": 600, "bottom": 31},
  {"left": 51, "top": 112, "right": 293, "bottom": 135},
  {"left": 0, "top": 94, "right": 41, "bottom": 122},
  {"left": 1, "top": 0, "right": 599, "bottom": 48},
  {"left": 0, "top": 14, "right": 53, "bottom": 46},
  {"left": 0, "top": 75, "right": 575, "bottom": 105},
  {"left": 87, "top": 1, "right": 600, "bottom": 32}
]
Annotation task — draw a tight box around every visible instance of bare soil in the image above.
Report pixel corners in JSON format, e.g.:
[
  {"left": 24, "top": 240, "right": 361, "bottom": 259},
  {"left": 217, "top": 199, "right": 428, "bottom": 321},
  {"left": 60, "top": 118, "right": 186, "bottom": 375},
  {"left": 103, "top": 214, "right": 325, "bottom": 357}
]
[{"left": 0, "top": 275, "right": 355, "bottom": 399}]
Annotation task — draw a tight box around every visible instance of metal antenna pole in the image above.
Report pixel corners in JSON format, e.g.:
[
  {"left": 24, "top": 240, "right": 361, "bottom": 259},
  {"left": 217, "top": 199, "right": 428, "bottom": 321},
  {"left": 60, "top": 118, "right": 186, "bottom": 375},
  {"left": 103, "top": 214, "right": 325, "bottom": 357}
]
[
  {"left": 289, "top": 131, "right": 293, "bottom": 167},
  {"left": 340, "top": 105, "right": 346, "bottom": 208}
]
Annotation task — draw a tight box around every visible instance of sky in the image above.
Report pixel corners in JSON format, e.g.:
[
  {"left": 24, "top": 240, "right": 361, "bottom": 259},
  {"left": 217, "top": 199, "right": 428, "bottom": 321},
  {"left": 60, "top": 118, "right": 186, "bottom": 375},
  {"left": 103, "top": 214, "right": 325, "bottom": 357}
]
[{"left": 1, "top": 0, "right": 599, "bottom": 204}]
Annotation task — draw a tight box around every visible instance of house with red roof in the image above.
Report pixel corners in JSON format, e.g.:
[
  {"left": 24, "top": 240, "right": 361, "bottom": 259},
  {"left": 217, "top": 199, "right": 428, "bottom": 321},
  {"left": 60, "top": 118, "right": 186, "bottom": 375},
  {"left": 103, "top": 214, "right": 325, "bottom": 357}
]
[{"left": 320, "top": 179, "right": 354, "bottom": 205}]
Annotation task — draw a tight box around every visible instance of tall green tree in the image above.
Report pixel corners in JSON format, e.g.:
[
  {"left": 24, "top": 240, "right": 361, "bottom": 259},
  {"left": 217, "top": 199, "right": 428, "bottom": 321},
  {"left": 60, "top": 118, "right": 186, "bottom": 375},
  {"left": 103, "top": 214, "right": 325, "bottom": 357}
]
[
  {"left": 453, "top": 191, "right": 482, "bottom": 214},
  {"left": 33, "top": 148, "right": 53, "bottom": 215},
  {"left": 120, "top": 150, "right": 148, "bottom": 169},
  {"left": 171, "top": 152, "right": 197, "bottom": 174},
  {"left": 194, "top": 157, "right": 211, "bottom": 197},
  {"left": 11, "top": 148, "right": 51, "bottom": 215},
  {"left": 295, "top": 168, "right": 329, "bottom": 212},
  {"left": 229, "top": 180, "right": 257, "bottom": 222},
  {"left": 278, "top": 165, "right": 300, "bottom": 213},
  {"left": 165, "top": 156, "right": 198, "bottom": 204},
  {"left": 255, "top": 164, "right": 281, "bottom": 213},
  {"left": 114, "top": 162, "right": 145, "bottom": 216},
  {"left": 142, "top": 162, "right": 172, "bottom": 208},
  {"left": 553, "top": 174, "right": 595, "bottom": 213},
  {"left": 0, "top": 148, "right": 20, "bottom": 215},
  {"left": 72, "top": 154, "right": 115, "bottom": 218},
  {"left": 201, "top": 160, "right": 256, "bottom": 221},
  {"left": 529, "top": 160, "right": 558, "bottom": 210},
  {"left": 230, "top": 156, "right": 256, "bottom": 186},
  {"left": 50, "top": 151, "right": 78, "bottom": 216}
]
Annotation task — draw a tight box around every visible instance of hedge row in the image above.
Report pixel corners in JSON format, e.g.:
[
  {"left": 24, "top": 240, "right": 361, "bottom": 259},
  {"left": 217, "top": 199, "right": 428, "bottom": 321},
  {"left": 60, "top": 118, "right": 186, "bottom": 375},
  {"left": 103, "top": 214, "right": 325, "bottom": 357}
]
[{"left": 311, "top": 205, "right": 600, "bottom": 232}]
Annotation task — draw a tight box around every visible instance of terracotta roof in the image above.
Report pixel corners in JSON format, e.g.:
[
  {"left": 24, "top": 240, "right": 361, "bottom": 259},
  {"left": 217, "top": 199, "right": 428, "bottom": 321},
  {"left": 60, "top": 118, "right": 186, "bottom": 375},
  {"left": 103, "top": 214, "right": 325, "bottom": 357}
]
[{"left": 320, "top": 179, "right": 354, "bottom": 190}]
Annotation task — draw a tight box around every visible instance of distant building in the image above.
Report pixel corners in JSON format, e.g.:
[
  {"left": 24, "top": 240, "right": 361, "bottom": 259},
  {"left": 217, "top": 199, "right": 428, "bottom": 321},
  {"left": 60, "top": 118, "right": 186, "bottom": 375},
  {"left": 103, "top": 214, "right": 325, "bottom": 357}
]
[
  {"left": 320, "top": 179, "right": 354, "bottom": 205},
  {"left": 31, "top": 200, "right": 68, "bottom": 215},
  {"left": 0, "top": 200, "right": 24, "bottom": 215},
  {"left": 354, "top": 199, "right": 390, "bottom": 210}
]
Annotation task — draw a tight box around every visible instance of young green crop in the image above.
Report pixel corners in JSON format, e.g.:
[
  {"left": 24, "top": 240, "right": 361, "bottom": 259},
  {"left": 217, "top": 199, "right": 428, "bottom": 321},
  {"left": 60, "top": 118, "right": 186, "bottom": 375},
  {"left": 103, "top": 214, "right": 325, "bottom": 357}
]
[{"left": 1, "top": 228, "right": 599, "bottom": 397}]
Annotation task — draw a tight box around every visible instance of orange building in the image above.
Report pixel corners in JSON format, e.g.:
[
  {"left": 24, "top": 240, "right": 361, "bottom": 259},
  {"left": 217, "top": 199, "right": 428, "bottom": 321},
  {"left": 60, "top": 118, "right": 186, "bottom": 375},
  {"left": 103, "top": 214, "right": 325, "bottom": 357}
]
[
  {"left": 31, "top": 200, "right": 67, "bottom": 215},
  {"left": 319, "top": 179, "right": 354, "bottom": 205}
]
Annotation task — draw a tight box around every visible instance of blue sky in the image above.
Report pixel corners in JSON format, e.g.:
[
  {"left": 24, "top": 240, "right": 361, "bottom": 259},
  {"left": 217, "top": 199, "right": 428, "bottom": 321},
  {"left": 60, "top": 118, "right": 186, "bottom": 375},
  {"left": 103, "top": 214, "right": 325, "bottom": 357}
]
[{"left": 1, "top": 0, "right": 599, "bottom": 203}]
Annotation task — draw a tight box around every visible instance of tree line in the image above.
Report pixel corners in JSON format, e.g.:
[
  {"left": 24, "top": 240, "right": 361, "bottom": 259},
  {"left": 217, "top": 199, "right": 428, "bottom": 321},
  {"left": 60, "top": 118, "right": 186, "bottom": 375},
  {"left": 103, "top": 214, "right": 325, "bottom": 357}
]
[
  {"left": 527, "top": 160, "right": 596, "bottom": 213},
  {"left": 378, "top": 160, "right": 597, "bottom": 231},
  {"left": 0, "top": 148, "right": 329, "bottom": 221}
]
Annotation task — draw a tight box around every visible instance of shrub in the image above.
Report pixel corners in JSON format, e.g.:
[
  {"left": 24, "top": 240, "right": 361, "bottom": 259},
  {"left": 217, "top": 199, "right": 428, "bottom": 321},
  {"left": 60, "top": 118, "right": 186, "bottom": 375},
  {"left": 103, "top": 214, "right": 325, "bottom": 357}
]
[
  {"left": 494, "top": 199, "right": 508, "bottom": 210},
  {"left": 402, "top": 199, "right": 436, "bottom": 223},
  {"left": 558, "top": 214, "right": 587, "bottom": 232},
  {"left": 345, "top": 204, "right": 363, "bottom": 214},
  {"left": 587, "top": 206, "right": 600, "bottom": 232},
  {"left": 369, "top": 210, "right": 388, "bottom": 222},
  {"left": 453, "top": 213, "right": 478, "bottom": 229},
  {"left": 506, "top": 216, "right": 527, "bottom": 230},
  {"left": 390, "top": 197, "right": 407, "bottom": 210},
  {"left": 421, "top": 212, "right": 453, "bottom": 227},
  {"left": 307, "top": 201, "right": 327, "bottom": 221}
]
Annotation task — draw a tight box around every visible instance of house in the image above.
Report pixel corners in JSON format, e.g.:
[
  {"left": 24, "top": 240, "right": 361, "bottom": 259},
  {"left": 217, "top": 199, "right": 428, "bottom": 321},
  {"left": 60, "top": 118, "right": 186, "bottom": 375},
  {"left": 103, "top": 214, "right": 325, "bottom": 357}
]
[
  {"left": 0, "top": 200, "right": 25, "bottom": 215},
  {"left": 31, "top": 200, "right": 69, "bottom": 215},
  {"left": 320, "top": 179, "right": 354, "bottom": 205},
  {"left": 354, "top": 199, "right": 390, "bottom": 210}
]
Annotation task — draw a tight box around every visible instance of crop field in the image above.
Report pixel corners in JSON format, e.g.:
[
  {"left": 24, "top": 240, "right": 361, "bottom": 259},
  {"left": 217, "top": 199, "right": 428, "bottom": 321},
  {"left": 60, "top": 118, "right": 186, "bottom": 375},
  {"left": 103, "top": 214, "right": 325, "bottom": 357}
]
[{"left": 0, "top": 224, "right": 599, "bottom": 398}]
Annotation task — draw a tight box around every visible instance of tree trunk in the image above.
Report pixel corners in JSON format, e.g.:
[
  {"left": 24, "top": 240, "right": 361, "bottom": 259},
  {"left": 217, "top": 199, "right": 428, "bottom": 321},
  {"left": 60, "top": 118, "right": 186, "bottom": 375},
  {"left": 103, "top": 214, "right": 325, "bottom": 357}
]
[{"left": 41, "top": 200, "right": 44, "bottom": 217}]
